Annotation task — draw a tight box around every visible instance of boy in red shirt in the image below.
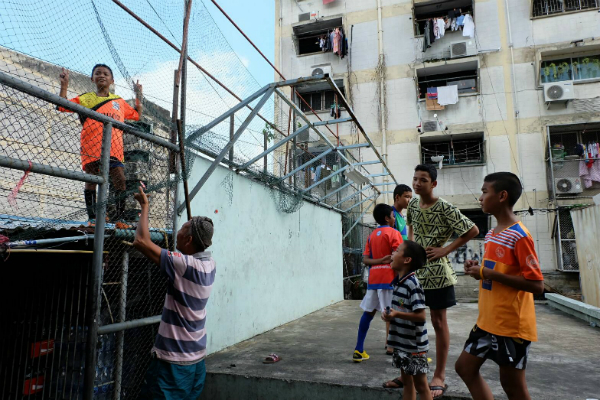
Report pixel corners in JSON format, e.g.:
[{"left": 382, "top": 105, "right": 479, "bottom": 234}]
[
  {"left": 456, "top": 172, "right": 544, "bottom": 400},
  {"left": 353, "top": 204, "right": 403, "bottom": 362},
  {"left": 58, "top": 64, "right": 143, "bottom": 227}
]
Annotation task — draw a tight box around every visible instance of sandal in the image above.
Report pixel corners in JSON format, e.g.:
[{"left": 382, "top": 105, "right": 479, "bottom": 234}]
[
  {"left": 430, "top": 384, "right": 448, "bottom": 399},
  {"left": 382, "top": 378, "right": 403, "bottom": 389},
  {"left": 263, "top": 353, "right": 281, "bottom": 364},
  {"left": 386, "top": 350, "right": 394, "bottom": 356}
]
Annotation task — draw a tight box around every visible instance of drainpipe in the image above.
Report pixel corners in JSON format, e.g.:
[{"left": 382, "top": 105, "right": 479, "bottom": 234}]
[
  {"left": 503, "top": 0, "right": 524, "bottom": 191},
  {"left": 376, "top": 0, "right": 389, "bottom": 204}
]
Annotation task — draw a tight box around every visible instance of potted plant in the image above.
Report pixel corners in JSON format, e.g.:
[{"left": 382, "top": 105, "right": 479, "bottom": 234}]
[
  {"left": 592, "top": 58, "right": 600, "bottom": 78},
  {"left": 557, "top": 62, "right": 570, "bottom": 81},
  {"left": 549, "top": 63, "right": 557, "bottom": 80},
  {"left": 581, "top": 58, "right": 591, "bottom": 80},
  {"left": 571, "top": 61, "right": 579, "bottom": 80}
]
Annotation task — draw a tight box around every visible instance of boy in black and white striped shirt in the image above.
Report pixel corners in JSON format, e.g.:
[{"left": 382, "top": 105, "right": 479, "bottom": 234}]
[{"left": 382, "top": 241, "right": 432, "bottom": 400}]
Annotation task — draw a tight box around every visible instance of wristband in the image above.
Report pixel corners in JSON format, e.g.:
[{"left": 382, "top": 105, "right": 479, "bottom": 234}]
[{"left": 479, "top": 265, "right": 485, "bottom": 280}]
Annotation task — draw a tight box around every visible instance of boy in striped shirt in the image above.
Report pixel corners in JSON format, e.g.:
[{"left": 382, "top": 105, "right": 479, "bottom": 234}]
[
  {"left": 382, "top": 240, "right": 432, "bottom": 400},
  {"left": 456, "top": 172, "right": 544, "bottom": 400}
]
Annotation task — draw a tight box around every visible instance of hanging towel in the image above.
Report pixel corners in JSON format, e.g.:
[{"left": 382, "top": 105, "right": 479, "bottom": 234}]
[
  {"left": 457, "top": 15, "right": 466, "bottom": 26},
  {"left": 437, "top": 18, "right": 446, "bottom": 39},
  {"left": 427, "top": 87, "right": 438, "bottom": 99},
  {"left": 437, "top": 85, "right": 459, "bottom": 106},
  {"left": 462, "top": 14, "right": 475, "bottom": 38},
  {"left": 451, "top": 18, "right": 458, "bottom": 31}
]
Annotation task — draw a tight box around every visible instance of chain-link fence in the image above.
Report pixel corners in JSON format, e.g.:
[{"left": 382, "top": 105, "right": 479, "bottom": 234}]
[{"left": 0, "top": 1, "right": 392, "bottom": 399}]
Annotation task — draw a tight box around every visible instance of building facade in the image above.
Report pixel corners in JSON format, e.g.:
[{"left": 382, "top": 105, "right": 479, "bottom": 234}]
[{"left": 274, "top": 0, "right": 600, "bottom": 279}]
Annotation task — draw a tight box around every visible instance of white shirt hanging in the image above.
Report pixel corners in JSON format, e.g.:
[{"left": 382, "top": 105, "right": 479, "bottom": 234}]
[
  {"left": 437, "top": 18, "right": 446, "bottom": 38},
  {"left": 437, "top": 85, "right": 459, "bottom": 106},
  {"left": 462, "top": 14, "right": 475, "bottom": 38}
]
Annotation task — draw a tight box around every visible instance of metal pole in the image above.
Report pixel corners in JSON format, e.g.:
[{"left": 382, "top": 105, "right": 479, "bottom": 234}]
[
  {"left": 229, "top": 115, "right": 234, "bottom": 167},
  {"left": 264, "top": 125, "right": 268, "bottom": 173},
  {"left": 170, "top": 69, "right": 180, "bottom": 173},
  {"left": 112, "top": 251, "right": 129, "bottom": 400},
  {"left": 280, "top": 148, "right": 333, "bottom": 182},
  {"left": 83, "top": 122, "right": 112, "bottom": 400},
  {"left": 0, "top": 155, "right": 104, "bottom": 184},
  {"left": 180, "top": 87, "right": 276, "bottom": 212},
  {"left": 343, "top": 200, "right": 375, "bottom": 239},
  {"left": 321, "top": 181, "right": 353, "bottom": 201},
  {"left": 177, "top": 120, "right": 192, "bottom": 221},
  {"left": 7, "top": 234, "right": 95, "bottom": 249},
  {"left": 238, "top": 125, "right": 309, "bottom": 170},
  {"left": 334, "top": 185, "right": 373, "bottom": 207},
  {"left": 98, "top": 315, "right": 162, "bottom": 335},
  {"left": 343, "top": 194, "right": 378, "bottom": 213}
]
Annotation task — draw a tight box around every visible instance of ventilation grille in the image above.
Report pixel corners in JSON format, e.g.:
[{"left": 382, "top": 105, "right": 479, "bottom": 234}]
[
  {"left": 547, "top": 85, "right": 564, "bottom": 100},
  {"left": 451, "top": 42, "right": 468, "bottom": 57},
  {"left": 422, "top": 121, "right": 439, "bottom": 132},
  {"left": 312, "top": 68, "right": 324, "bottom": 76},
  {"left": 299, "top": 12, "right": 310, "bottom": 22}
]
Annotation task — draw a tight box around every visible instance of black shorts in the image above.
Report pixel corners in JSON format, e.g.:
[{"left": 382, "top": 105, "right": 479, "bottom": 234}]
[
  {"left": 424, "top": 285, "right": 456, "bottom": 310},
  {"left": 463, "top": 325, "right": 531, "bottom": 370}
]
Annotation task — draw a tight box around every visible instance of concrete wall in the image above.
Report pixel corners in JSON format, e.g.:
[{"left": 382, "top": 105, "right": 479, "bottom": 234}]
[
  {"left": 275, "top": 0, "right": 600, "bottom": 278},
  {"left": 178, "top": 154, "right": 344, "bottom": 354}
]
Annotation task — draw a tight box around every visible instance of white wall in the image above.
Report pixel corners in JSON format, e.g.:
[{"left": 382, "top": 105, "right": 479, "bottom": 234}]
[{"left": 178, "top": 155, "right": 344, "bottom": 353}]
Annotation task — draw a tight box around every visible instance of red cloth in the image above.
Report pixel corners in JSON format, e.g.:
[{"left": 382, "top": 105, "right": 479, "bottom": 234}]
[{"left": 323, "top": 0, "right": 335, "bottom": 4}]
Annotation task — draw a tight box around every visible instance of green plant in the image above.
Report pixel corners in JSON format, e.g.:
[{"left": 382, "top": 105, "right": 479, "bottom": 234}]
[
  {"left": 549, "top": 63, "right": 557, "bottom": 79},
  {"left": 262, "top": 122, "right": 276, "bottom": 142},
  {"left": 557, "top": 62, "right": 570, "bottom": 76},
  {"left": 544, "top": 66, "right": 550, "bottom": 76},
  {"left": 582, "top": 57, "right": 590, "bottom": 65}
]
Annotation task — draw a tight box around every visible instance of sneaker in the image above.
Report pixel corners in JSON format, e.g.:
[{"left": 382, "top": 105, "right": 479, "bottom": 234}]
[
  {"left": 114, "top": 220, "right": 132, "bottom": 229},
  {"left": 87, "top": 219, "right": 96, "bottom": 227},
  {"left": 353, "top": 350, "right": 369, "bottom": 363}
]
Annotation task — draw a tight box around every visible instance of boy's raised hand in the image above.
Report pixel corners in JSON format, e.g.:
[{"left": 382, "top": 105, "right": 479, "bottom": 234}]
[
  {"left": 59, "top": 68, "right": 69, "bottom": 87},
  {"left": 133, "top": 80, "right": 143, "bottom": 98},
  {"left": 133, "top": 185, "right": 149, "bottom": 207},
  {"left": 381, "top": 254, "right": 393, "bottom": 264},
  {"left": 464, "top": 259, "right": 481, "bottom": 280}
]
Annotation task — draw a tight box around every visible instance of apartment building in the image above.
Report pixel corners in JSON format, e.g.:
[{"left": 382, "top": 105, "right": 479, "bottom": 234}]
[{"left": 274, "top": 0, "right": 600, "bottom": 278}]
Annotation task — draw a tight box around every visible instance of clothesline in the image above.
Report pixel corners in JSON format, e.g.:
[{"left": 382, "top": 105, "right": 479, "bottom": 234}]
[
  {"left": 419, "top": 75, "right": 478, "bottom": 85},
  {"left": 298, "top": 27, "right": 343, "bottom": 40}
]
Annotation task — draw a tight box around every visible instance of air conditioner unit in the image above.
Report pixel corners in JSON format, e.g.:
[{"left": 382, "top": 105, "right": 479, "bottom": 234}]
[
  {"left": 544, "top": 81, "right": 575, "bottom": 103},
  {"left": 555, "top": 177, "right": 583, "bottom": 195},
  {"left": 298, "top": 11, "right": 318, "bottom": 22},
  {"left": 422, "top": 120, "right": 439, "bottom": 133},
  {"left": 450, "top": 40, "right": 476, "bottom": 58},
  {"left": 311, "top": 65, "right": 332, "bottom": 77}
]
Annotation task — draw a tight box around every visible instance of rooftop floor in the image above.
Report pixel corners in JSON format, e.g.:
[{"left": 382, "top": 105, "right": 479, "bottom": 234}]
[{"left": 201, "top": 300, "right": 600, "bottom": 400}]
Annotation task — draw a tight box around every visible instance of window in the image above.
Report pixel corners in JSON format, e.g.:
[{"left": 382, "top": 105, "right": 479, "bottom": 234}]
[
  {"left": 457, "top": 209, "right": 489, "bottom": 238},
  {"left": 420, "top": 133, "right": 484, "bottom": 166},
  {"left": 549, "top": 126, "right": 600, "bottom": 156},
  {"left": 532, "top": 0, "right": 599, "bottom": 17},
  {"left": 292, "top": 17, "right": 343, "bottom": 55},
  {"left": 540, "top": 54, "right": 600, "bottom": 84},
  {"left": 297, "top": 87, "right": 345, "bottom": 112},
  {"left": 413, "top": 0, "right": 473, "bottom": 36},
  {"left": 417, "top": 61, "right": 478, "bottom": 99}
]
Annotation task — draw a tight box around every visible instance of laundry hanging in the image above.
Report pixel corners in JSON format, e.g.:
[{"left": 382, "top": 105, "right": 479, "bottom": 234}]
[
  {"left": 462, "top": 14, "right": 475, "bottom": 38},
  {"left": 437, "top": 85, "right": 459, "bottom": 106}
]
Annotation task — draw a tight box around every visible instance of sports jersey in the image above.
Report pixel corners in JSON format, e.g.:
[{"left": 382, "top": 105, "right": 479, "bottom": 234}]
[
  {"left": 58, "top": 92, "right": 139, "bottom": 168},
  {"left": 393, "top": 207, "right": 408, "bottom": 240},
  {"left": 363, "top": 226, "right": 403, "bottom": 290},
  {"left": 477, "top": 222, "right": 543, "bottom": 342},
  {"left": 407, "top": 197, "right": 475, "bottom": 289}
]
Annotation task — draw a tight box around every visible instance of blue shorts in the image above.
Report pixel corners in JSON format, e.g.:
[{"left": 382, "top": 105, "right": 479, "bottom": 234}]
[{"left": 140, "top": 357, "right": 206, "bottom": 400}]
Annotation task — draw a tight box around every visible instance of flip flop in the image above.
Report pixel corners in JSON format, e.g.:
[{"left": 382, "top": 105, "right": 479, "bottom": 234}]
[
  {"left": 263, "top": 353, "right": 281, "bottom": 364},
  {"left": 382, "top": 378, "right": 403, "bottom": 389},
  {"left": 385, "top": 350, "right": 394, "bottom": 356},
  {"left": 430, "top": 384, "right": 448, "bottom": 399}
]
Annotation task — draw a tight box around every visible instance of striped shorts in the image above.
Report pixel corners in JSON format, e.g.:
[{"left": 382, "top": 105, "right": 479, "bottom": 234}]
[{"left": 463, "top": 325, "right": 531, "bottom": 370}]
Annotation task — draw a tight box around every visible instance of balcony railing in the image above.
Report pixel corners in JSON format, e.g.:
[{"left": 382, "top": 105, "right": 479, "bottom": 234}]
[{"left": 533, "top": 0, "right": 599, "bottom": 17}]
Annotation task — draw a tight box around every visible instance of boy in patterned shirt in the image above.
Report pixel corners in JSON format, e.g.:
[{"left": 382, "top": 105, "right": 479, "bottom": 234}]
[
  {"left": 456, "top": 172, "right": 544, "bottom": 400},
  {"left": 407, "top": 164, "right": 479, "bottom": 398},
  {"left": 382, "top": 240, "right": 432, "bottom": 400}
]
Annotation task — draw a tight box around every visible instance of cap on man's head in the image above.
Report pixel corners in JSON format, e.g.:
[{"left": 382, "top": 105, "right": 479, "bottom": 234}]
[{"left": 190, "top": 216, "right": 214, "bottom": 251}]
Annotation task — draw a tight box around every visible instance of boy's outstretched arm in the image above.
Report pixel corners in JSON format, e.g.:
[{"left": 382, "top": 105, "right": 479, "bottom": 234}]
[
  {"left": 134, "top": 80, "right": 143, "bottom": 116},
  {"left": 426, "top": 225, "right": 479, "bottom": 261},
  {"left": 464, "top": 261, "right": 544, "bottom": 294},
  {"left": 59, "top": 68, "right": 69, "bottom": 99},
  {"left": 363, "top": 255, "right": 393, "bottom": 266}
]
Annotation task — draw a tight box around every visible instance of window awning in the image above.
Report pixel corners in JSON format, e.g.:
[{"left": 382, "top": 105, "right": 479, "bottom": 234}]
[{"left": 292, "top": 17, "right": 343, "bottom": 37}]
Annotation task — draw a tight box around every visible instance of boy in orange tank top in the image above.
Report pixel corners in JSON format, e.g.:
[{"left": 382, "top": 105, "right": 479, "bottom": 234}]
[{"left": 455, "top": 172, "right": 544, "bottom": 400}]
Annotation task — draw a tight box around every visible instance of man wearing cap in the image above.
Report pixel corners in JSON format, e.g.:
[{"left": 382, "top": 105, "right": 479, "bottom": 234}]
[{"left": 132, "top": 186, "right": 216, "bottom": 399}]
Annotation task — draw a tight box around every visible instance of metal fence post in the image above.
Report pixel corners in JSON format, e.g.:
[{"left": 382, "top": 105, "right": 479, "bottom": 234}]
[
  {"left": 84, "top": 122, "right": 112, "bottom": 400},
  {"left": 112, "top": 250, "right": 129, "bottom": 400}
]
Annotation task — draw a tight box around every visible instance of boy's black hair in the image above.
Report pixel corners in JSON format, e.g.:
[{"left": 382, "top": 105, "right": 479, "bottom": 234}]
[
  {"left": 415, "top": 164, "right": 437, "bottom": 182},
  {"left": 484, "top": 172, "right": 523, "bottom": 207},
  {"left": 393, "top": 184, "right": 412, "bottom": 200},
  {"left": 403, "top": 240, "right": 428, "bottom": 271},
  {"left": 91, "top": 64, "right": 114, "bottom": 78},
  {"left": 373, "top": 203, "right": 394, "bottom": 226}
]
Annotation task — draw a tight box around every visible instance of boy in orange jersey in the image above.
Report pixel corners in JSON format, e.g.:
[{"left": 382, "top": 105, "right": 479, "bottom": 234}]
[
  {"left": 58, "top": 64, "right": 143, "bottom": 227},
  {"left": 455, "top": 172, "right": 544, "bottom": 400},
  {"left": 353, "top": 204, "right": 403, "bottom": 362}
]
